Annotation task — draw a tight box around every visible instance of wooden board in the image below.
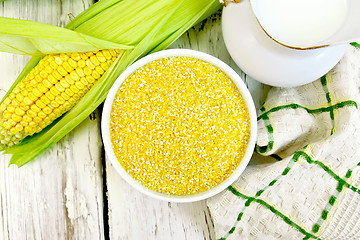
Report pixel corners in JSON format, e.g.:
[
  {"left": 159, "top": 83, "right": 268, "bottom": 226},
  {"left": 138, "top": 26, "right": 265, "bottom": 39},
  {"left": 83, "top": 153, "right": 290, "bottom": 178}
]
[{"left": 0, "top": 1, "right": 105, "bottom": 239}]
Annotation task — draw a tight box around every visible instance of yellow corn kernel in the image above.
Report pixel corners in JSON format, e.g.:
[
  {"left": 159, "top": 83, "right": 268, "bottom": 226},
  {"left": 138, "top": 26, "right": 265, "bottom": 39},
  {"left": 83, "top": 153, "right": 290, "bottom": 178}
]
[
  {"left": 49, "top": 86, "right": 60, "bottom": 96},
  {"left": 60, "top": 79, "right": 69, "bottom": 88},
  {"left": 86, "top": 75, "right": 96, "bottom": 83},
  {"left": 50, "top": 100, "right": 59, "bottom": 108},
  {"left": 0, "top": 104, "right": 7, "bottom": 112},
  {"left": 39, "top": 122, "right": 46, "bottom": 130},
  {"left": 8, "top": 119, "right": 16, "bottom": 127},
  {"left": 7, "top": 106, "right": 15, "bottom": 113},
  {"left": 71, "top": 53, "right": 81, "bottom": 61},
  {"left": 68, "top": 98, "right": 77, "bottom": 105},
  {"left": 58, "top": 105, "right": 65, "bottom": 112},
  {"left": 63, "top": 61, "right": 73, "bottom": 72},
  {"left": 27, "top": 110, "right": 37, "bottom": 118},
  {"left": 43, "top": 107, "right": 52, "bottom": 115},
  {"left": 80, "top": 78, "right": 89, "bottom": 86},
  {"left": 4, "top": 98, "right": 11, "bottom": 105},
  {"left": 40, "top": 95, "right": 50, "bottom": 105},
  {"left": 24, "top": 126, "right": 32, "bottom": 133},
  {"left": 31, "top": 105, "right": 41, "bottom": 113},
  {"left": 78, "top": 90, "right": 86, "bottom": 97},
  {"left": 11, "top": 114, "right": 21, "bottom": 122},
  {"left": 15, "top": 124, "right": 23, "bottom": 132},
  {"left": 68, "top": 58, "right": 77, "bottom": 69},
  {"left": 103, "top": 50, "right": 112, "bottom": 60},
  {"left": 45, "top": 65, "right": 53, "bottom": 74},
  {"left": 75, "top": 82, "right": 85, "bottom": 90},
  {"left": 52, "top": 70, "right": 62, "bottom": 80},
  {"left": 96, "top": 52, "right": 106, "bottom": 63},
  {"left": 83, "top": 66, "right": 92, "bottom": 76},
  {"left": 90, "top": 56, "right": 100, "bottom": 66},
  {"left": 43, "top": 117, "right": 51, "bottom": 125},
  {"left": 43, "top": 79, "right": 52, "bottom": 88},
  {"left": 30, "top": 79, "right": 37, "bottom": 87},
  {"left": 10, "top": 127, "right": 18, "bottom": 135},
  {"left": 80, "top": 53, "right": 88, "bottom": 60},
  {"left": 95, "top": 66, "right": 104, "bottom": 75},
  {"left": 50, "top": 61, "right": 58, "bottom": 69},
  {"left": 23, "top": 115, "right": 32, "bottom": 123},
  {"left": 38, "top": 83, "right": 48, "bottom": 93},
  {"left": 109, "top": 49, "right": 118, "bottom": 56},
  {"left": 76, "top": 68, "right": 85, "bottom": 78},
  {"left": 63, "top": 101, "right": 71, "bottom": 109},
  {"left": 54, "top": 56, "right": 62, "bottom": 65},
  {"left": 65, "top": 75, "right": 74, "bottom": 85},
  {"left": 20, "top": 89, "right": 28, "bottom": 96},
  {"left": 28, "top": 92, "right": 37, "bottom": 102},
  {"left": 60, "top": 92, "right": 70, "bottom": 101},
  {"left": 78, "top": 60, "right": 86, "bottom": 68},
  {"left": 45, "top": 91, "right": 55, "bottom": 100},
  {"left": 57, "top": 66, "right": 67, "bottom": 76},
  {"left": 19, "top": 105, "right": 29, "bottom": 111},
  {"left": 86, "top": 59, "right": 95, "bottom": 69},
  {"left": 38, "top": 111, "right": 46, "bottom": 119},
  {"left": 48, "top": 113, "right": 56, "bottom": 120},
  {"left": 70, "top": 71, "right": 79, "bottom": 81},
  {"left": 32, "top": 88, "right": 42, "bottom": 98},
  {"left": 15, "top": 108, "right": 25, "bottom": 116},
  {"left": 3, "top": 121, "right": 10, "bottom": 129},
  {"left": 101, "top": 62, "right": 109, "bottom": 71},
  {"left": 65, "top": 89, "right": 74, "bottom": 97},
  {"left": 11, "top": 99, "right": 19, "bottom": 106},
  {"left": 33, "top": 117, "right": 42, "bottom": 123},
  {"left": 16, "top": 94, "right": 24, "bottom": 102},
  {"left": 47, "top": 76, "right": 57, "bottom": 85},
  {"left": 85, "top": 52, "right": 94, "bottom": 57},
  {"left": 55, "top": 83, "right": 65, "bottom": 92},
  {"left": 40, "top": 70, "right": 48, "bottom": 79},
  {"left": 3, "top": 112, "right": 11, "bottom": 119},
  {"left": 55, "top": 96, "right": 65, "bottom": 105},
  {"left": 60, "top": 53, "right": 69, "bottom": 61},
  {"left": 35, "top": 100, "right": 46, "bottom": 109},
  {"left": 53, "top": 108, "right": 61, "bottom": 116},
  {"left": 92, "top": 71, "right": 100, "bottom": 79},
  {"left": 9, "top": 93, "right": 16, "bottom": 100},
  {"left": 72, "top": 94, "right": 80, "bottom": 101},
  {"left": 27, "top": 72, "right": 35, "bottom": 80}
]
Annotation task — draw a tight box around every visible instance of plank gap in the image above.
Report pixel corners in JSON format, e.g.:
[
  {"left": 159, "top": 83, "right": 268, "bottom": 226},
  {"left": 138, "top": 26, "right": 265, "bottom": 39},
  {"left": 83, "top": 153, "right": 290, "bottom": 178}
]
[{"left": 100, "top": 104, "right": 110, "bottom": 240}]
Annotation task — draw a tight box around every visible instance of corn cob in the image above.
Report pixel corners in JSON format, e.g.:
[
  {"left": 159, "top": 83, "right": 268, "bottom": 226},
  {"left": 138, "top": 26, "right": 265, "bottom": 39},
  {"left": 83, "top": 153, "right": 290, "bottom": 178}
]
[{"left": 0, "top": 49, "right": 120, "bottom": 148}]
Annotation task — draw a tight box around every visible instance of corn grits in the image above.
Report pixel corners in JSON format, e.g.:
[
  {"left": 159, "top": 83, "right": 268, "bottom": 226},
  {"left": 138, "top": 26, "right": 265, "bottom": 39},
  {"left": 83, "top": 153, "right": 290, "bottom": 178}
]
[{"left": 110, "top": 56, "right": 250, "bottom": 195}]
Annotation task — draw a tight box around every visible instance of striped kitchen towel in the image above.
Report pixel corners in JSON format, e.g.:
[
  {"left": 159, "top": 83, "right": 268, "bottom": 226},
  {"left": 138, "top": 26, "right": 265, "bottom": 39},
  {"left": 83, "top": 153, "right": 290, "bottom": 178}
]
[{"left": 207, "top": 45, "right": 360, "bottom": 239}]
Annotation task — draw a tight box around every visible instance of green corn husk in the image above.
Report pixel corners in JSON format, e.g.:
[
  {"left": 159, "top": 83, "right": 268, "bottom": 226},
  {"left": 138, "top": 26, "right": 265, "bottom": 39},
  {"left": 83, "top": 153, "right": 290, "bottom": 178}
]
[{"left": 0, "top": 0, "right": 221, "bottom": 166}]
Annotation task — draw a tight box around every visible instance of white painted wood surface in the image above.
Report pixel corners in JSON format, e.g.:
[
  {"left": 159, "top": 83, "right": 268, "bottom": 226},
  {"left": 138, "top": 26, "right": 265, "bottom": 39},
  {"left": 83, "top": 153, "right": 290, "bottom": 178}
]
[{"left": 0, "top": 2, "right": 266, "bottom": 240}]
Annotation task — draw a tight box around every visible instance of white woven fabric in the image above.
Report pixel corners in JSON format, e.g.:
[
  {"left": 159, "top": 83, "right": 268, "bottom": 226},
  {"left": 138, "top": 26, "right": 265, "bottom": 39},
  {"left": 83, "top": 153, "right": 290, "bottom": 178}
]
[{"left": 207, "top": 46, "right": 360, "bottom": 239}]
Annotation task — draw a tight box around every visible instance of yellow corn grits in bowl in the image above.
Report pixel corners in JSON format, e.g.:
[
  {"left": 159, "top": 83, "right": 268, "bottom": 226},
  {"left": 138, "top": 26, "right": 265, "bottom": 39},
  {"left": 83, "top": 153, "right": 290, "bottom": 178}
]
[{"left": 102, "top": 49, "right": 257, "bottom": 202}]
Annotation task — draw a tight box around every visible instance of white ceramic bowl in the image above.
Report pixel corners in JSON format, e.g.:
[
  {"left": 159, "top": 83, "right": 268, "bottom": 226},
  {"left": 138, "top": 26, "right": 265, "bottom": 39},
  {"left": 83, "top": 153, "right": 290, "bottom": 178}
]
[{"left": 101, "top": 49, "right": 257, "bottom": 202}]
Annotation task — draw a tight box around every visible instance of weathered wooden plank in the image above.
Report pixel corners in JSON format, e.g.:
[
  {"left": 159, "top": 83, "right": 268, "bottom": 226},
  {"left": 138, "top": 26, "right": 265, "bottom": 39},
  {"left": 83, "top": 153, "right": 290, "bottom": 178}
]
[
  {"left": 0, "top": 1, "right": 105, "bottom": 240},
  {"left": 105, "top": 11, "right": 265, "bottom": 240}
]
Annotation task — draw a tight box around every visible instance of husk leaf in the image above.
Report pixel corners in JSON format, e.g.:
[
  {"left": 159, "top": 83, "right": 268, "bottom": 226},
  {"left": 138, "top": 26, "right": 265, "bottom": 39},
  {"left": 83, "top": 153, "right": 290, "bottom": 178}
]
[{"left": 0, "top": 17, "right": 133, "bottom": 56}]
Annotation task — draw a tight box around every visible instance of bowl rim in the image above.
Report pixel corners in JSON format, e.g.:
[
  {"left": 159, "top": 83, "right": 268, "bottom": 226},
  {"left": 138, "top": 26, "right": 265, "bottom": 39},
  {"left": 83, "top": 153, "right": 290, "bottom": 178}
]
[{"left": 101, "top": 49, "right": 257, "bottom": 202}]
